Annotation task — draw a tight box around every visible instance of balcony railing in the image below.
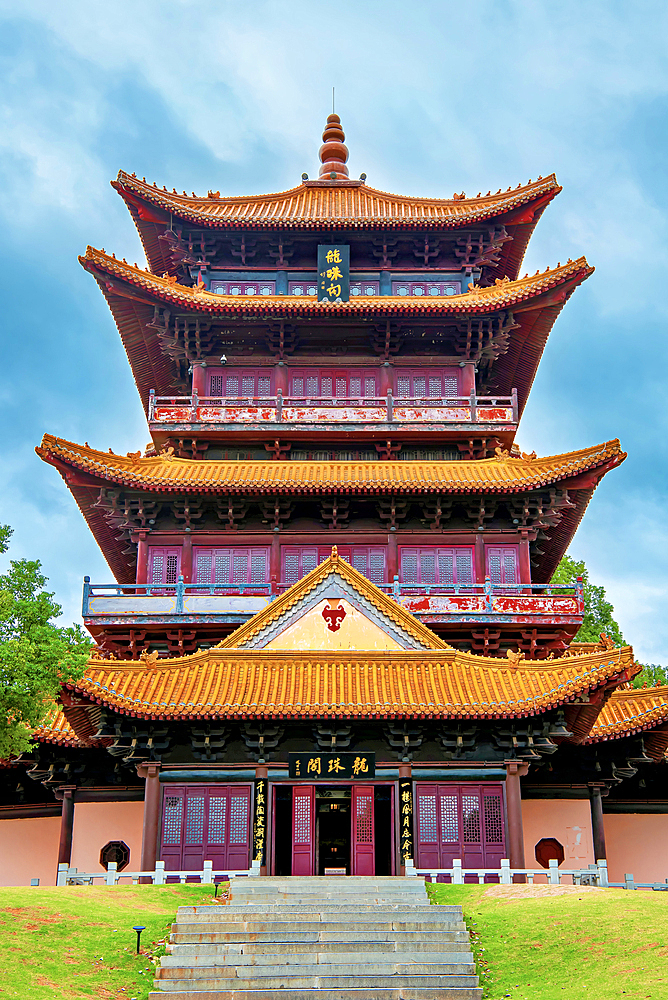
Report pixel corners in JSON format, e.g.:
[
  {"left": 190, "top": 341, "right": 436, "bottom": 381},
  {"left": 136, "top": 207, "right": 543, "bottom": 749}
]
[
  {"left": 148, "top": 389, "right": 518, "bottom": 427},
  {"left": 82, "top": 575, "right": 583, "bottom": 623}
]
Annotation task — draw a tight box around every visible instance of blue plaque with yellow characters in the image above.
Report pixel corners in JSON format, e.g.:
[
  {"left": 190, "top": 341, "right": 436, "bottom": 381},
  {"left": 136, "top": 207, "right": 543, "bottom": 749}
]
[{"left": 317, "top": 244, "right": 350, "bottom": 303}]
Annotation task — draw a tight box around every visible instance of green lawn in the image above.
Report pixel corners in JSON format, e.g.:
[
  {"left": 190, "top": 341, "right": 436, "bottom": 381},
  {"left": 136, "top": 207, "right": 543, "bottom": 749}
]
[
  {"left": 428, "top": 883, "right": 668, "bottom": 1000},
  {"left": 0, "top": 884, "right": 217, "bottom": 1000}
]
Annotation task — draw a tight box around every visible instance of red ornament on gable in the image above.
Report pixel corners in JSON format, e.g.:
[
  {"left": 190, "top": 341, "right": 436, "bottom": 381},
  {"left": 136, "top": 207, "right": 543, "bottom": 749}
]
[{"left": 322, "top": 604, "right": 346, "bottom": 632}]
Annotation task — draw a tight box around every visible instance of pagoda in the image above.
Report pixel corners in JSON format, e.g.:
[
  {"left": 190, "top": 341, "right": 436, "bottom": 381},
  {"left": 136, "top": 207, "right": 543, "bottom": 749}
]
[
  {"left": 3, "top": 114, "right": 666, "bottom": 891},
  {"left": 38, "top": 113, "right": 624, "bottom": 660}
]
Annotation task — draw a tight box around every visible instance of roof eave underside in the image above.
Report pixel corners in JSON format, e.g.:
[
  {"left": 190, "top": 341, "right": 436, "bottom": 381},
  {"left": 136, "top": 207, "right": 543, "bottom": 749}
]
[{"left": 113, "top": 176, "right": 560, "bottom": 282}]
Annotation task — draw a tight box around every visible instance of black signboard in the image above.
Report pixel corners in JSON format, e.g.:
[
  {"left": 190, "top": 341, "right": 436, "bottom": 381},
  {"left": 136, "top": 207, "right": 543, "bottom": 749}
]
[
  {"left": 288, "top": 752, "right": 375, "bottom": 779},
  {"left": 317, "top": 244, "right": 350, "bottom": 303}
]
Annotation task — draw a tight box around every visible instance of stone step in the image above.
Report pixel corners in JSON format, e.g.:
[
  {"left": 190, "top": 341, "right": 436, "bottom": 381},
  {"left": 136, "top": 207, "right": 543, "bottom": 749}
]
[
  {"left": 167, "top": 934, "right": 471, "bottom": 964},
  {"left": 153, "top": 973, "right": 479, "bottom": 992},
  {"left": 150, "top": 987, "right": 482, "bottom": 1000},
  {"left": 163, "top": 945, "right": 473, "bottom": 963},
  {"left": 171, "top": 929, "right": 470, "bottom": 944},
  {"left": 157, "top": 961, "right": 476, "bottom": 979},
  {"left": 175, "top": 905, "right": 453, "bottom": 917}
]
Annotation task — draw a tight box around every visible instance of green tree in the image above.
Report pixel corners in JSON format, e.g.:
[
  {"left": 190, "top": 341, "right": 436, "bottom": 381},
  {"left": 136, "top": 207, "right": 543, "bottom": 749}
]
[
  {"left": 552, "top": 555, "right": 624, "bottom": 645},
  {"left": 631, "top": 663, "right": 668, "bottom": 689},
  {"left": 0, "top": 525, "right": 91, "bottom": 757}
]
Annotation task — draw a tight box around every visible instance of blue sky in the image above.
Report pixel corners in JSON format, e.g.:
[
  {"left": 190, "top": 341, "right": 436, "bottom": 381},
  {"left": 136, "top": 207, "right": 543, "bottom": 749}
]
[{"left": 0, "top": 1, "right": 666, "bottom": 661}]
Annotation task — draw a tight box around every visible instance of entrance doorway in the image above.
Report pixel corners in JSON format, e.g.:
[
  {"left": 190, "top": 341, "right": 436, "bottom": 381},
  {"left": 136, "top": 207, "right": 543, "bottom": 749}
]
[{"left": 271, "top": 783, "right": 395, "bottom": 876}]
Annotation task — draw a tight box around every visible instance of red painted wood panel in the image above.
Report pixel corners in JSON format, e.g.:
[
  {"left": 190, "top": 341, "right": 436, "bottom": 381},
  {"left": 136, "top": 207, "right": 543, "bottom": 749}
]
[
  {"left": 160, "top": 784, "right": 252, "bottom": 872},
  {"left": 414, "top": 783, "right": 506, "bottom": 877},
  {"left": 292, "top": 785, "right": 315, "bottom": 876},
  {"left": 352, "top": 785, "right": 375, "bottom": 876}
]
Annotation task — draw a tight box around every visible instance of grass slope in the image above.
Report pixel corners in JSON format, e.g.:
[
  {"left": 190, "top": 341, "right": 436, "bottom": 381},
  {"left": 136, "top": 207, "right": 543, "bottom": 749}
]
[
  {"left": 429, "top": 883, "right": 668, "bottom": 1000},
  {"left": 0, "top": 884, "right": 215, "bottom": 1000}
]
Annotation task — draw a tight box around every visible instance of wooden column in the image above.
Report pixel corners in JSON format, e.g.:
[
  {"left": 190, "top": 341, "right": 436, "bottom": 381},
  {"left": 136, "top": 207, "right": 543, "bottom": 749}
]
[
  {"left": 275, "top": 363, "right": 288, "bottom": 395},
  {"left": 379, "top": 363, "right": 392, "bottom": 396},
  {"left": 504, "top": 761, "right": 529, "bottom": 879},
  {"left": 191, "top": 362, "right": 207, "bottom": 396},
  {"left": 474, "top": 534, "right": 486, "bottom": 582},
  {"left": 588, "top": 783, "right": 607, "bottom": 861},
  {"left": 137, "top": 762, "right": 162, "bottom": 876},
  {"left": 56, "top": 786, "right": 76, "bottom": 868},
  {"left": 181, "top": 534, "right": 193, "bottom": 584},
  {"left": 386, "top": 532, "right": 398, "bottom": 584},
  {"left": 270, "top": 534, "right": 281, "bottom": 591},
  {"left": 519, "top": 532, "right": 532, "bottom": 585},
  {"left": 136, "top": 534, "right": 149, "bottom": 585}
]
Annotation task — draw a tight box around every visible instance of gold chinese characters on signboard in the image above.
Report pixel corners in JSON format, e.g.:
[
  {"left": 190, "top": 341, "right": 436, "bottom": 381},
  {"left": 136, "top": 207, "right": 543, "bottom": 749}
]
[{"left": 288, "top": 752, "right": 375, "bottom": 779}]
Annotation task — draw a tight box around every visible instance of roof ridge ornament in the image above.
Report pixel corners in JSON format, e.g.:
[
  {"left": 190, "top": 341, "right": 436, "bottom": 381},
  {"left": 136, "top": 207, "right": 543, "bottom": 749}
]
[{"left": 318, "top": 113, "right": 349, "bottom": 180}]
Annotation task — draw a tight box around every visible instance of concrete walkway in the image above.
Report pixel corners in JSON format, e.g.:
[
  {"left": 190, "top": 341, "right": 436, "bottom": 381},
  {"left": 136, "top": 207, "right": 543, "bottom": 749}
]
[{"left": 149, "top": 875, "right": 481, "bottom": 999}]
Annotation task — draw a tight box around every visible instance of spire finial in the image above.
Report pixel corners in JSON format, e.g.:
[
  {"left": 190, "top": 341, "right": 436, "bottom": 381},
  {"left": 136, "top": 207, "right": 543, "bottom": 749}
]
[{"left": 319, "top": 113, "right": 349, "bottom": 180}]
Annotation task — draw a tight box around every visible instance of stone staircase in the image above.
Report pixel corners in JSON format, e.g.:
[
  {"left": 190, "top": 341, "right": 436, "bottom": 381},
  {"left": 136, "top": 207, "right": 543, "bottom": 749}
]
[{"left": 149, "top": 875, "right": 481, "bottom": 999}]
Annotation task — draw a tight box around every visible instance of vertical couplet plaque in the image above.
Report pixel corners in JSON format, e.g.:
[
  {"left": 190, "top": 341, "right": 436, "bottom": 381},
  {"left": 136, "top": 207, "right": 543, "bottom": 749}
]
[
  {"left": 399, "top": 778, "right": 413, "bottom": 862},
  {"left": 317, "top": 245, "right": 350, "bottom": 303},
  {"left": 253, "top": 779, "right": 267, "bottom": 864}
]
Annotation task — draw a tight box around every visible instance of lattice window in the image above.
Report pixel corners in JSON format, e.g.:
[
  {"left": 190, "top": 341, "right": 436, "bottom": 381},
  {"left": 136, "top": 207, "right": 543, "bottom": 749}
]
[
  {"left": 349, "top": 376, "right": 362, "bottom": 396},
  {"left": 209, "top": 375, "right": 224, "bottom": 397},
  {"left": 355, "top": 795, "right": 374, "bottom": 843},
  {"left": 440, "top": 795, "right": 459, "bottom": 843},
  {"left": 365, "top": 377, "right": 377, "bottom": 397},
  {"left": 258, "top": 376, "right": 271, "bottom": 396},
  {"left": 294, "top": 795, "right": 311, "bottom": 844},
  {"left": 215, "top": 553, "right": 230, "bottom": 585},
  {"left": 456, "top": 551, "right": 473, "bottom": 585},
  {"left": 225, "top": 375, "right": 239, "bottom": 396},
  {"left": 414, "top": 376, "right": 427, "bottom": 397},
  {"left": 417, "top": 794, "right": 438, "bottom": 842},
  {"left": 321, "top": 377, "right": 332, "bottom": 396},
  {"left": 208, "top": 797, "right": 227, "bottom": 845},
  {"left": 421, "top": 553, "right": 436, "bottom": 585},
  {"left": 368, "top": 550, "right": 385, "bottom": 585},
  {"left": 487, "top": 547, "right": 518, "bottom": 586},
  {"left": 462, "top": 795, "right": 481, "bottom": 844},
  {"left": 229, "top": 796, "right": 249, "bottom": 845},
  {"left": 306, "top": 376, "right": 318, "bottom": 396},
  {"left": 483, "top": 794, "right": 504, "bottom": 844},
  {"left": 335, "top": 377, "right": 347, "bottom": 397},
  {"left": 443, "top": 376, "right": 458, "bottom": 396},
  {"left": 292, "top": 377, "right": 304, "bottom": 396},
  {"left": 241, "top": 376, "right": 254, "bottom": 396},
  {"left": 233, "top": 554, "right": 247, "bottom": 584},
  {"left": 397, "top": 376, "right": 410, "bottom": 398},
  {"left": 428, "top": 378, "right": 442, "bottom": 398},
  {"left": 352, "top": 550, "right": 367, "bottom": 576},
  {"left": 165, "top": 555, "right": 179, "bottom": 585},
  {"left": 284, "top": 552, "right": 300, "bottom": 585},
  {"left": 250, "top": 553, "right": 266, "bottom": 584},
  {"left": 197, "top": 555, "right": 212, "bottom": 585},
  {"left": 185, "top": 796, "right": 205, "bottom": 845},
  {"left": 151, "top": 555, "right": 164, "bottom": 585},
  {"left": 402, "top": 552, "right": 419, "bottom": 584},
  {"left": 162, "top": 796, "right": 183, "bottom": 846},
  {"left": 504, "top": 552, "right": 517, "bottom": 584},
  {"left": 438, "top": 553, "right": 454, "bottom": 585}
]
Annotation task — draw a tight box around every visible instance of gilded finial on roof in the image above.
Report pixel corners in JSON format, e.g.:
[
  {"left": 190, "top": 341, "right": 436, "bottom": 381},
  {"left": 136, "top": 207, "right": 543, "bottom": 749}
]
[
  {"left": 331, "top": 544, "right": 339, "bottom": 561},
  {"left": 319, "top": 114, "right": 349, "bottom": 180}
]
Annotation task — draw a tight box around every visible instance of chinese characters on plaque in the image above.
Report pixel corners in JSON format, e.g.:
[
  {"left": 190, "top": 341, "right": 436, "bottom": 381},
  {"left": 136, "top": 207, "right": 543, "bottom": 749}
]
[
  {"left": 288, "top": 752, "right": 376, "bottom": 779},
  {"left": 317, "top": 245, "right": 350, "bottom": 303},
  {"left": 253, "top": 779, "right": 267, "bottom": 864},
  {"left": 399, "top": 778, "right": 413, "bottom": 861}
]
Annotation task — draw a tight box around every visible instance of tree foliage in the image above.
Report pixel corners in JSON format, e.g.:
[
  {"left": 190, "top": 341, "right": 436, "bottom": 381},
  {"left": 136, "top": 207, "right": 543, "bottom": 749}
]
[
  {"left": 0, "top": 525, "right": 91, "bottom": 757},
  {"left": 552, "top": 555, "right": 625, "bottom": 645}
]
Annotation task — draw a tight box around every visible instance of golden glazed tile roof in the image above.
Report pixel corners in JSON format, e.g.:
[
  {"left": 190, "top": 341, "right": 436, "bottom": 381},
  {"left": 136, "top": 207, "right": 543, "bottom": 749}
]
[
  {"left": 36, "top": 435, "right": 625, "bottom": 496},
  {"left": 81, "top": 246, "right": 592, "bottom": 318},
  {"left": 587, "top": 687, "right": 668, "bottom": 741},
  {"left": 68, "top": 645, "right": 635, "bottom": 722},
  {"left": 34, "top": 709, "right": 82, "bottom": 746},
  {"left": 113, "top": 171, "right": 562, "bottom": 231}
]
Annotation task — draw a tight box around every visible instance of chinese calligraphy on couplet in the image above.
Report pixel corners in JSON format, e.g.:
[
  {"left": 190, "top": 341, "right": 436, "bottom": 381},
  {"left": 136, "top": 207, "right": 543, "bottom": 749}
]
[{"left": 317, "top": 245, "right": 350, "bottom": 303}]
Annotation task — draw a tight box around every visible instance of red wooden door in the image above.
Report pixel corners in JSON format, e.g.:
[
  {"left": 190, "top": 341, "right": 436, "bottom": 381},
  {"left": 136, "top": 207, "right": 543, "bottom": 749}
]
[
  {"left": 352, "top": 785, "right": 375, "bottom": 875},
  {"left": 485, "top": 546, "right": 519, "bottom": 585},
  {"left": 160, "top": 785, "right": 251, "bottom": 872},
  {"left": 292, "top": 785, "right": 315, "bottom": 875},
  {"left": 414, "top": 783, "right": 506, "bottom": 874}
]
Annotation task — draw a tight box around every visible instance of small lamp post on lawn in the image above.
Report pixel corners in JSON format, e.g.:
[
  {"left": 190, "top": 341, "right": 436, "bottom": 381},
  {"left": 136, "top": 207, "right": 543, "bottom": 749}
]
[{"left": 132, "top": 925, "right": 146, "bottom": 954}]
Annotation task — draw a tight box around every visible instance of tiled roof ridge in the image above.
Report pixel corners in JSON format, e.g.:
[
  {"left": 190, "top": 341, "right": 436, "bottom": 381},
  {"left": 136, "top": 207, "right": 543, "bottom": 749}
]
[
  {"left": 113, "top": 170, "right": 561, "bottom": 226},
  {"left": 587, "top": 685, "right": 668, "bottom": 741},
  {"left": 65, "top": 644, "right": 635, "bottom": 721},
  {"left": 216, "top": 549, "right": 448, "bottom": 651},
  {"left": 81, "top": 246, "right": 592, "bottom": 315},
  {"left": 36, "top": 434, "right": 626, "bottom": 494}
]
